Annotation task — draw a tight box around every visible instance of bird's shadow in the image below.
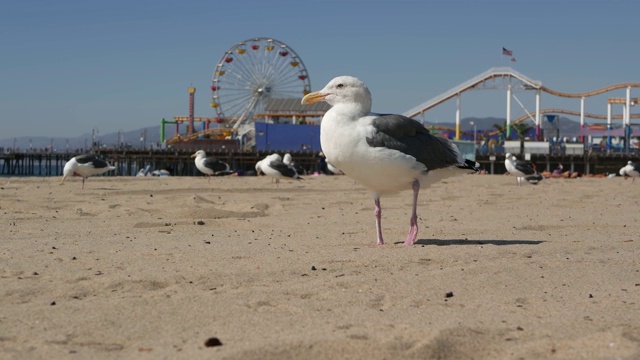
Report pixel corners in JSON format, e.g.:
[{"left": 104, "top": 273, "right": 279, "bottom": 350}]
[{"left": 402, "top": 238, "right": 544, "bottom": 246}]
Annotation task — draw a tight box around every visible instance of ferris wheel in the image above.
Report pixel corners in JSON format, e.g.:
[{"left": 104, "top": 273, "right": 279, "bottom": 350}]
[{"left": 210, "top": 37, "right": 312, "bottom": 130}]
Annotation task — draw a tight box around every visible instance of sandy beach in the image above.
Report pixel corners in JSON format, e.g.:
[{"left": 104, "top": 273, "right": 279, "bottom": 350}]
[{"left": 1, "top": 173, "right": 639, "bottom": 359}]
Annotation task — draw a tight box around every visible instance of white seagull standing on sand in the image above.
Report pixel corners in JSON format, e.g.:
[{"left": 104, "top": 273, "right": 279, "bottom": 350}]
[
  {"left": 302, "top": 76, "right": 478, "bottom": 246},
  {"left": 504, "top": 153, "right": 544, "bottom": 186},
  {"left": 61, "top": 154, "right": 116, "bottom": 189},
  {"left": 261, "top": 153, "right": 303, "bottom": 186},
  {"left": 619, "top": 161, "right": 640, "bottom": 182},
  {"left": 192, "top": 150, "right": 230, "bottom": 181}
]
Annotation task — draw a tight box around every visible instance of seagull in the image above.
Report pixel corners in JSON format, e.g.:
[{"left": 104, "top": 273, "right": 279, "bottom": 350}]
[
  {"left": 619, "top": 161, "right": 640, "bottom": 182},
  {"left": 61, "top": 154, "right": 116, "bottom": 189},
  {"left": 302, "top": 76, "right": 478, "bottom": 246},
  {"left": 504, "top": 153, "right": 544, "bottom": 186},
  {"left": 191, "top": 150, "right": 230, "bottom": 181},
  {"left": 260, "top": 153, "right": 303, "bottom": 186}
]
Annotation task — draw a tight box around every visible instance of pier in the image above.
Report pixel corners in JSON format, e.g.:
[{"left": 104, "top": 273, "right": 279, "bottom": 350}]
[
  {"left": 0, "top": 150, "right": 636, "bottom": 178},
  {"left": 0, "top": 150, "right": 324, "bottom": 177}
]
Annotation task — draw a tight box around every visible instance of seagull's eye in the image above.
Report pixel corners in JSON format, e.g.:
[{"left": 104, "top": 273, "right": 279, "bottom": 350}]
[{"left": 336, "top": 84, "right": 344, "bottom": 89}]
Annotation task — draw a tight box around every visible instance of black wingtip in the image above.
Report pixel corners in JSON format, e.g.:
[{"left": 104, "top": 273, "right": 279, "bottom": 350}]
[
  {"left": 457, "top": 159, "right": 480, "bottom": 172},
  {"left": 526, "top": 174, "right": 544, "bottom": 184}
]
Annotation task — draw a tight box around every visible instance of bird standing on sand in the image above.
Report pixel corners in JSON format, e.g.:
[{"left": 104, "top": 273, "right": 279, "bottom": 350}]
[
  {"left": 302, "top": 76, "right": 478, "bottom": 246},
  {"left": 619, "top": 161, "right": 640, "bottom": 182},
  {"left": 192, "top": 150, "right": 230, "bottom": 182},
  {"left": 61, "top": 154, "right": 116, "bottom": 189},
  {"left": 260, "top": 153, "right": 303, "bottom": 186},
  {"left": 504, "top": 153, "right": 544, "bottom": 186}
]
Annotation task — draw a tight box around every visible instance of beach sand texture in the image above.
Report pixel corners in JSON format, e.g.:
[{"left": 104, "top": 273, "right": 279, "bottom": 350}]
[{"left": 1, "top": 174, "right": 639, "bottom": 359}]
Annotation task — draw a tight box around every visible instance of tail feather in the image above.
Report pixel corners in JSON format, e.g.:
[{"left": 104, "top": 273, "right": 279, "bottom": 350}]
[
  {"left": 525, "top": 173, "right": 544, "bottom": 184},
  {"left": 457, "top": 159, "right": 480, "bottom": 172}
]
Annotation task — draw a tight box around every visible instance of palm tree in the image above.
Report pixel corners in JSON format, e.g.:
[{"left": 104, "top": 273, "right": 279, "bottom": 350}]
[
  {"left": 511, "top": 122, "right": 534, "bottom": 156},
  {"left": 492, "top": 121, "right": 507, "bottom": 143}
]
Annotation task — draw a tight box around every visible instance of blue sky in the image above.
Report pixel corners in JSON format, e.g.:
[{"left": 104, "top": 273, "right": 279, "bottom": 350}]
[{"left": 2, "top": 0, "right": 639, "bottom": 138}]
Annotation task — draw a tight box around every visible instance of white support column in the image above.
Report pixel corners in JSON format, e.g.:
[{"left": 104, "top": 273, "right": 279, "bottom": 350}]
[
  {"left": 626, "top": 87, "right": 631, "bottom": 126},
  {"left": 580, "top": 97, "right": 585, "bottom": 129},
  {"left": 535, "top": 89, "right": 541, "bottom": 140},
  {"left": 607, "top": 102, "right": 612, "bottom": 149},
  {"left": 506, "top": 84, "right": 512, "bottom": 138},
  {"left": 455, "top": 94, "right": 461, "bottom": 139}
]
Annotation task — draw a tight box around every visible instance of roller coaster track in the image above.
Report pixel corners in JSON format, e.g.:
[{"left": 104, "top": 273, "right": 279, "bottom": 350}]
[
  {"left": 434, "top": 108, "right": 640, "bottom": 137},
  {"left": 403, "top": 67, "right": 640, "bottom": 119},
  {"left": 540, "top": 83, "right": 640, "bottom": 98}
]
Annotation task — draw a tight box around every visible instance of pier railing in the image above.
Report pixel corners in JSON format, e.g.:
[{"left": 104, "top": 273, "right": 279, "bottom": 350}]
[{"left": 1, "top": 149, "right": 636, "bottom": 177}]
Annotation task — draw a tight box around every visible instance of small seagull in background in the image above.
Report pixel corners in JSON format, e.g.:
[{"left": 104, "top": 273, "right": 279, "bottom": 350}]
[
  {"left": 260, "top": 153, "right": 303, "bottom": 186},
  {"left": 192, "top": 150, "right": 231, "bottom": 182},
  {"left": 61, "top": 154, "right": 116, "bottom": 189},
  {"left": 505, "top": 153, "right": 544, "bottom": 186},
  {"left": 619, "top": 161, "right": 640, "bottom": 182}
]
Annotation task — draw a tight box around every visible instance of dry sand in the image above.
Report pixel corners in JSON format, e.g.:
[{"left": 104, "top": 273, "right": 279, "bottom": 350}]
[{"left": 1, "top": 173, "right": 639, "bottom": 359}]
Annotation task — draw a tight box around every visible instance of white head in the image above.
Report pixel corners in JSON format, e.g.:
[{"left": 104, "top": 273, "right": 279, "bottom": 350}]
[
  {"left": 61, "top": 158, "right": 78, "bottom": 184},
  {"left": 301, "top": 76, "right": 372, "bottom": 115},
  {"left": 283, "top": 153, "right": 292, "bottom": 165},
  {"left": 191, "top": 150, "right": 206, "bottom": 159}
]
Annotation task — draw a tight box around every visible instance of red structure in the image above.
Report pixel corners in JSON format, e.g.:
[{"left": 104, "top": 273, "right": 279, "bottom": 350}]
[{"left": 188, "top": 87, "right": 195, "bottom": 135}]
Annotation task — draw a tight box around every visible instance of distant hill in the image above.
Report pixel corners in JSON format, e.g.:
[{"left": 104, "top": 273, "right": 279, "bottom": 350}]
[{"left": 0, "top": 126, "right": 174, "bottom": 152}]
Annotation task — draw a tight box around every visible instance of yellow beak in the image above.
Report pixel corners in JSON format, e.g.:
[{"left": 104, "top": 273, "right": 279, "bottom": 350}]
[{"left": 301, "top": 91, "right": 327, "bottom": 105}]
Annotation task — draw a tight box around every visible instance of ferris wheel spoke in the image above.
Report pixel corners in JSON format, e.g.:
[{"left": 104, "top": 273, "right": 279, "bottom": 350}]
[
  {"left": 223, "top": 69, "right": 256, "bottom": 89},
  {"left": 272, "top": 77, "right": 303, "bottom": 89},
  {"left": 264, "top": 55, "right": 291, "bottom": 82},
  {"left": 229, "top": 61, "right": 261, "bottom": 86}
]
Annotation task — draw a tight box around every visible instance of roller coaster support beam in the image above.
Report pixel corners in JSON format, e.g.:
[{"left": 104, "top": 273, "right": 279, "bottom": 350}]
[
  {"left": 535, "top": 90, "right": 541, "bottom": 140},
  {"left": 625, "top": 87, "right": 631, "bottom": 154},
  {"left": 580, "top": 97, "right": 585, "bottom": 143},
  {"left": 607, "top": 103, "right": 612, "bottom": 149},
  {"left": 506, "top": 85, "right": 512, "bottom": 138},
  {"left": 455, "top": 94, "right": 461, "bottom": 140}
]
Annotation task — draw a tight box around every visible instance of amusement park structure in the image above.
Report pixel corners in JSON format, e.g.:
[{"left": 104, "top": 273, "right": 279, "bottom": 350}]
[
  {"left": 403, "top": 67, "right": 640, "bottom": 152},
  {"left": 164, "top": 37, "right": 323, "bottom": 149},
  {"left": 163, "top": 39, "right": 640, "bottom": 154}
]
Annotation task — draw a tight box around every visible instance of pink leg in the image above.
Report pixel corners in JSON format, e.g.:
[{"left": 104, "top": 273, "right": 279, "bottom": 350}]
[
  {"left": 404, "top": 179, "right": 420, "bottom": 245},
  {"left": 82, "top": 177, "right": 86, "bottom": 190},
  {"left": 374, "top": 197, "right": 384, "bottom": 245}
]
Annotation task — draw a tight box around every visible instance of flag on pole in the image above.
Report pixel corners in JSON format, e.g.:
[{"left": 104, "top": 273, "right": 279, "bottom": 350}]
[{"left": 502, "top": 47, "right": 513, "bottom": 56}]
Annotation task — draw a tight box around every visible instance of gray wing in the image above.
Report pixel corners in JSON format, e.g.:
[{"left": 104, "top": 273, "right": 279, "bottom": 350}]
[
  {"left": 203, "top": 157, "right": 229, "bottom": 172},
  {"left": 513, "top": 159, "right": 536, "bottom": 175},
  {"left": 75, "top": 154, "right": 109, "bottom": 168},
  {"left": 365, "top": 114, "right": 464, "bottom": 171},
  {"left": 268, "top": 160, "right": 299, "bottom": 178}
]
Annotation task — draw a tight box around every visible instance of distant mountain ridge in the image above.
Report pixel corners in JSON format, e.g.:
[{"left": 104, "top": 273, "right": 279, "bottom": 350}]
[
  {"left": 0, "top": 126, "right": 173, "bottom": 151},
  {"left": 0, "top": 116, "right": 582, "bottom": 151}
]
